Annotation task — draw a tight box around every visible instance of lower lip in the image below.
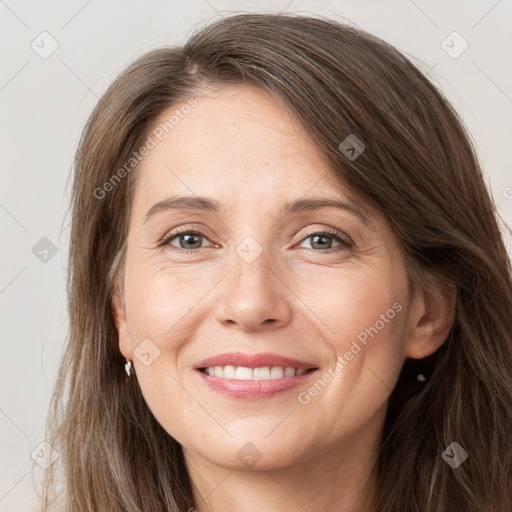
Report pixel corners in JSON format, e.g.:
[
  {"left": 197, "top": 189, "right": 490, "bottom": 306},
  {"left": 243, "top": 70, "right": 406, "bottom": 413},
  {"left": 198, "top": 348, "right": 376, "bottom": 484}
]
[{"left": 195, "top": 369, "right": 318, "bottom": 399}]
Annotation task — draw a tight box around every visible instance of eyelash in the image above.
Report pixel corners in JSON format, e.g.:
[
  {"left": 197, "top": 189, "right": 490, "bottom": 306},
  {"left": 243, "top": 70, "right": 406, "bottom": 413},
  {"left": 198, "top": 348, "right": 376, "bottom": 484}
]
[{"left": 158, "top": 226, "right": 354, "bottom": 255}]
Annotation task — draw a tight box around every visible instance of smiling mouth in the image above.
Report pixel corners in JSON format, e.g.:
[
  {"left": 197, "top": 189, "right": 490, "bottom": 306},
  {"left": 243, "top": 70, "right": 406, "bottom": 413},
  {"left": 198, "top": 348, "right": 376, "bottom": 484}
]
[{"left": 198, "top": 365, "right": 317, "bottom": 380}]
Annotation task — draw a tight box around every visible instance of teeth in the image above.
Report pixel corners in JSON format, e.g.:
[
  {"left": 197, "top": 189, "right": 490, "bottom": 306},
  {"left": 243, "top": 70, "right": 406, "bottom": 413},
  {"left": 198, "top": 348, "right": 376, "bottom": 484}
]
[
  {"left": 254, "top": 366, "right": 270, "bottom": 379},
  {"left": 284, "top": 367, "right": 296, "bottom": 377},
  {"left": 202, "top": 366, "right": 310, "bottom": 380},
  {"left": 235, "top": 366, "right": 253, "bottom": 380},
  {"left": 270, "top": 367, "right": 284, "bottom": 379},
  {"left": 223, "top": 365, "right": 236, "bottom": 379}
]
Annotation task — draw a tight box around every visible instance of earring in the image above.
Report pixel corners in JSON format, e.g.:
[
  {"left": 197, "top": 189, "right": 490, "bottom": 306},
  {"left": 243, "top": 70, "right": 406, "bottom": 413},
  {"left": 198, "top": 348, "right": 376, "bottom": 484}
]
[{"left": 124, "top": 359, "right": 133, "bottom": 377}]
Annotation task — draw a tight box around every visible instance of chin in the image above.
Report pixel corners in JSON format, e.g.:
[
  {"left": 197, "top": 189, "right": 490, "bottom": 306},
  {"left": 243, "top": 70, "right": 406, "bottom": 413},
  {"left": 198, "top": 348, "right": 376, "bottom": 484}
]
[{"left": 187, "top": 433, "right": 306, "bottom": 471}]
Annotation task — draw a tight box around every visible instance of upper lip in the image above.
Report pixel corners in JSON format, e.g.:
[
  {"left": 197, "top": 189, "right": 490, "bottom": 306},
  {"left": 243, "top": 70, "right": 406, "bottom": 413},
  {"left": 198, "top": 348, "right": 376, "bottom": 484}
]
[{"left": 195, "top": 351, "right": 318, "bottom": 370}]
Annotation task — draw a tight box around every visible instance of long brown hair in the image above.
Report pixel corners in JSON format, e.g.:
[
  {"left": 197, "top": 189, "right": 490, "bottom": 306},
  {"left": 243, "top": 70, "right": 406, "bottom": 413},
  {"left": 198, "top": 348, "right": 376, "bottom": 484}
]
[{"left": 40, "top": 12, "right": 512, "bottom": 511}]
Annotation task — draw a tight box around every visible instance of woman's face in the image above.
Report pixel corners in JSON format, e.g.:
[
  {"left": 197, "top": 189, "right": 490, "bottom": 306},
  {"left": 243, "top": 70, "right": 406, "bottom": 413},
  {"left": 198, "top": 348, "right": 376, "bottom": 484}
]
[{"left": 114, "top": 84, "right": 420, "bottom": 472}]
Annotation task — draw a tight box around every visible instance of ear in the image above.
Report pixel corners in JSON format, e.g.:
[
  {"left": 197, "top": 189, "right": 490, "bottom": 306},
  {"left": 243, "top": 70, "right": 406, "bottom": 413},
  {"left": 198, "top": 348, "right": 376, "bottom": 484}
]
[
  {"left": 404, "top": 277, "right": 456, "bottom": 359},
  {"left": 112, "top": 286, "right": 132, "bottom": 360}
]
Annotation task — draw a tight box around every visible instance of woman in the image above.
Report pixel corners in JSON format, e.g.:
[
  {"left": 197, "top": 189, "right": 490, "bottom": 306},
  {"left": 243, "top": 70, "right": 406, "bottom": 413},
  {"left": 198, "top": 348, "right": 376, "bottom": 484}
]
[{"left": 41, "top": 12, "right": 512, "bottom": 512}]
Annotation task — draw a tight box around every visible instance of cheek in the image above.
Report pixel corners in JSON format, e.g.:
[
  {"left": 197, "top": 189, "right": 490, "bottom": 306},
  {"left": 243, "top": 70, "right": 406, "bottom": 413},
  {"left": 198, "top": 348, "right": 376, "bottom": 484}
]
[
  {"left": 124, "top": 258, "right": 207, "bottom": 341},
  {"left": 293, "top": 266, "right": 406, "bottom": 348},
  {"left": 293, "top": 267, "right": 408, "bottom": 406}
]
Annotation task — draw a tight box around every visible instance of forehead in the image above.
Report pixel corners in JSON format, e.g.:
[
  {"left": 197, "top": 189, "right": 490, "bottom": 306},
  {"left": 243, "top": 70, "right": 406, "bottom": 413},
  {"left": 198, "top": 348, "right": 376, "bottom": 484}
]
[
  {"left": 137, "top": 85, "right": 336, "bottom": 190},
  {"left": 131, "top": 84, "right": 360, "bottom": 217}
]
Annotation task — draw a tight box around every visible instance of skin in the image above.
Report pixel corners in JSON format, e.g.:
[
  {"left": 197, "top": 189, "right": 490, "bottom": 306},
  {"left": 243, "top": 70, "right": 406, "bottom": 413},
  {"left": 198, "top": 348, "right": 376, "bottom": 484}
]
[{"left": 113, "top": 84, "right": 455, "bottom": 512}]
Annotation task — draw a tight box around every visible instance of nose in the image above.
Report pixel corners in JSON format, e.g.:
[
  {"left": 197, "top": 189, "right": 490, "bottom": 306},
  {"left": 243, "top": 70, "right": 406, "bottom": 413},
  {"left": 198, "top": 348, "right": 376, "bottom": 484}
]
[{"left": 215, "top": 246, "right": 292, "bottom": 332}]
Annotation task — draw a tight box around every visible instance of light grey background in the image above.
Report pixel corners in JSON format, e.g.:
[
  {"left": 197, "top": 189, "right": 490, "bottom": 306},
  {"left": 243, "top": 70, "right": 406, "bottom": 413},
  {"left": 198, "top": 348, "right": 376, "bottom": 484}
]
[{"left": 1, "top": 1, "right": 511, "bottom": 510}]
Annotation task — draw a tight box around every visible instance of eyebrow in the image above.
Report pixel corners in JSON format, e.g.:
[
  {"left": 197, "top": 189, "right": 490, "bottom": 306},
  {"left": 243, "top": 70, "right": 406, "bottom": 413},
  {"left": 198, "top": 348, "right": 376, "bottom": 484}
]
[{"left": 144, "top": 195, "right": 370, "bottom": 224}]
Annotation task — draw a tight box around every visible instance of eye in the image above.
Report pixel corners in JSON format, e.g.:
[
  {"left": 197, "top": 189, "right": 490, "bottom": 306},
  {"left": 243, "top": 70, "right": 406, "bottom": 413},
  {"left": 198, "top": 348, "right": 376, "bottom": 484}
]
[
  {"left": 296, "top": 229, "right": 353, "bottom": 253},
  {"left": 159, "top": 228, "right": 215, "bottom": 254}
]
